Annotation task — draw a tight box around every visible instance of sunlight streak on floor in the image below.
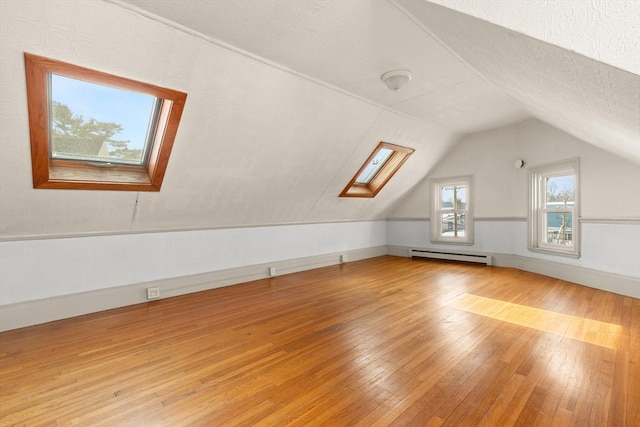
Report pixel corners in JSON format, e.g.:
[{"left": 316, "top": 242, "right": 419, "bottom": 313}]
[{"left": 449, "top": 293, "right": 621, "bottom": 349}]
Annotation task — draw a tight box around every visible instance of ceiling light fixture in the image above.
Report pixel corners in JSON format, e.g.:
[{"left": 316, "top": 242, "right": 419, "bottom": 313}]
[{"left": 381, "top": 69, "right": 412, "bottom": 92}]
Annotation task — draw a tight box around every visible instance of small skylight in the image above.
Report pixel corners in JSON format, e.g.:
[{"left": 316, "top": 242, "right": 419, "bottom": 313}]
[
  {"left": 354, "top": 148, "right": 394, "bottom": 184},
  {"left": 340, "top": 142, "right": 414, "bottom": 198}
]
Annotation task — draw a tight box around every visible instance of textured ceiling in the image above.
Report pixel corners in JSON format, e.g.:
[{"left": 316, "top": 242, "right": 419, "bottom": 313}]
[
  {"left": 398, "top": 0, "right": 640, "bottom": 164},
  {"left": 426, "top": 0, "right": 640, "bottom": 75},
  {"left": 113, "top": 0, "right": 529, "bottom": 134},
  {"left": 117, "top": 0, "right": 639, "bottom": 162}
]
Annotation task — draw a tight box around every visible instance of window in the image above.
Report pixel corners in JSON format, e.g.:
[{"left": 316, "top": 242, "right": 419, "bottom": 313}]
[
  {"left": 430, "top": 176, "right": 473, "bottom": 244},
  {"left": 24, "top": 53, "right": 187, "bottom": 191},
  {"left": 340, "top": 142, "right": 414, "bottom": 198},
  {"left": 528, "top": 158, "right": 580, "bottom": 257}
]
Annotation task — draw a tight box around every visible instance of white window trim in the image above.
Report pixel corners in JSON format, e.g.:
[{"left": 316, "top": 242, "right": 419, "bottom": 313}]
[
  {"left": 528, "top": 158, "right": 580, "bottom": 258},
  {"left": 430, "top": 176, "right": 474, "bottom": 245}
]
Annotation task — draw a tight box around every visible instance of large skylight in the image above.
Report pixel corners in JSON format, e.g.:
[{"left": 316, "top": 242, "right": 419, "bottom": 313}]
[
  {"left": 25, "top": 53, "right": 187, "bottom": 191},
  {"left": 340, "top": 142, "right": 414, "bottom": 198}
]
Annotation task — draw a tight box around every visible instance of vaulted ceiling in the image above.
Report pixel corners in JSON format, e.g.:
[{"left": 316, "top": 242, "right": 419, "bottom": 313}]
[
  {"left": 0, "top": 0, "right": 637, "bottom": 238},
  {"left": 118, "top": 0, "right": 639, "bottom": 162}
]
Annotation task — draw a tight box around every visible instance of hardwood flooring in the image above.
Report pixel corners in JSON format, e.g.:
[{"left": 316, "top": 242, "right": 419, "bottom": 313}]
[{"left": 1, "top": 256, "right": 639, "bottom": 426}]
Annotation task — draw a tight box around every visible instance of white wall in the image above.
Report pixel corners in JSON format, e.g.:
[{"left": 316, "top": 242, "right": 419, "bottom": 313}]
[
  {"left": 0, "top": 221, "right": 386, "bottom": 306},
  {"left": 387, "top": 220, "right": 640, "bottom": 280},
  {"left": 392, "top": 119, "right": 640, "bottom": 220},
  {"left": 388, "top": 119, "right": 640, "bottom": 292}
]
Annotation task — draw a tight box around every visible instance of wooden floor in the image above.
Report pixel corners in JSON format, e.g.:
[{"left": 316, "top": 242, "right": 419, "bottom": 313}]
[{"left": 1, "top": 256, "right": 639, "bottom": 426}]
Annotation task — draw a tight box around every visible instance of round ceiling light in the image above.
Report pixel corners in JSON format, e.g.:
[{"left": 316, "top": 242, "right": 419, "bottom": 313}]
[{"left": 381, "top": 69, "right": 412, "bottom": 92}]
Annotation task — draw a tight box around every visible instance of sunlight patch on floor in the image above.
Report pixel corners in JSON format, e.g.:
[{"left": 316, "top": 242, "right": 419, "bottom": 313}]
[{"left": 449, "top": 293, "right": 621, "bottom": 349}]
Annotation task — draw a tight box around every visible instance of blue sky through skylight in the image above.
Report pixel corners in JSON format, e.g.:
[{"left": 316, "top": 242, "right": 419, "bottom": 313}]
[
  {"left": 355, "top": 148, "right": 393, "bottom": 184},
  {"left": 51, "top": 74, "right": 156, "bottom": 150}
]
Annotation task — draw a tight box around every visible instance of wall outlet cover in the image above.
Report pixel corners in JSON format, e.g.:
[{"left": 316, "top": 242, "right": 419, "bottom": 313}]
[{"left": 147, "top": 287, "right": 160, "bottom": 300}]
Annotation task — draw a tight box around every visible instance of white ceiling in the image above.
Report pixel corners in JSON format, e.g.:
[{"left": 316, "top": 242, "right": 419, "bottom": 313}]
[
  {"left": 113, "top": 0, "right": 529, "bottom": 134},
  {"left": 398, "top": 0, "right": 640, "bottom": 164},
  {"left": 117, "top": 0, "right": 640, "bottom": 161},
  {"left": 426, "top": 0, "right": 640, "bottom": 76}
]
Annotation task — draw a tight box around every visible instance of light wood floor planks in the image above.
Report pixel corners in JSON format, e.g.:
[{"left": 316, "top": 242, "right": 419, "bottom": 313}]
[{"left": 1, "top": 256, "right": 639, "bottom": 426}]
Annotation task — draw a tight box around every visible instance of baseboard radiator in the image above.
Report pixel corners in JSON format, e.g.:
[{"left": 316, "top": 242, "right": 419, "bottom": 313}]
[{"left": 410, "top": 249, "right": 492, "bottom": 266}]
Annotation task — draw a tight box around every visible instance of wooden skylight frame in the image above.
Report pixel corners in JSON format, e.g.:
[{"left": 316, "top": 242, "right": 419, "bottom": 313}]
[
  {"left": 24, "top": 53, "right": 187, "bottom": 191},
  {"left": 340, "top": 141, "right": 414, "bottom": 198}
]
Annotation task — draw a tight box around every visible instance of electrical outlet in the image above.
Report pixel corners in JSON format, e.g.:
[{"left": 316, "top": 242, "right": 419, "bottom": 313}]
[
  {"left": 147, "top": 287, "right": 160, "bottom": 300},
  {"left": 269, "top": 267, "right": 276, "bottom": 276},
  {"left": 340, "top": 254, "right": 347, "bottom": 263}
]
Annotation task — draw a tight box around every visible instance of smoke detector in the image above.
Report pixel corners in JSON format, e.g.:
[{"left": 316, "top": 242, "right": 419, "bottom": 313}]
[{"left": 381, "top": 69, "right": 412, "bottom": 92}]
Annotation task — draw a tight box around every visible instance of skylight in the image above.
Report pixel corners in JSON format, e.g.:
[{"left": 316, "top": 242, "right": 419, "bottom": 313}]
[
  {"left": 24, "top": 53, "right": 187, "bottom": 191},
  {"left": 340, "top": 142, "right": 414, "bottom": 198}
]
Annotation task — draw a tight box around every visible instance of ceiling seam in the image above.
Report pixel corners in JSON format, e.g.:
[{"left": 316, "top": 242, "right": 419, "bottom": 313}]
[
  {"left": 302, "top": 108, "right": 385, "bottom": 221},
  {"left": 104, "top": 0, "right": 453, "bottom": 132},
  {"left": 388, "top": 0, "right": 536, "bottom": 121}
]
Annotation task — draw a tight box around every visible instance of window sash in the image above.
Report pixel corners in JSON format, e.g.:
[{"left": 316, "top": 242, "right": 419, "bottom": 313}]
[
  {"left": 431, "top": 177, "right": 473, "bottom": 244},
  {"left": 528, "top": 158, "right": 579, "bottom": 258},
  {"left": 539, "top": 208, "right": 574, "bottom": 249},
  {"left": 437, "top": 210, "right": 468, "bottom": 238}
]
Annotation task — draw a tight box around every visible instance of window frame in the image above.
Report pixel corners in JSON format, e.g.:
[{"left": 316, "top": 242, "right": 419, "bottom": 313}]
[
  {"left": 430, "top": 176, "right": 474, "bottom": 245},
  {"left": 24, "top": 53, "right": 187, "bottom": 191},
  {"left": 528, "top": 158, "right": 580, "bottom": 258},
  {"left": 340, "top": 141, "right": 414, "bottom": 198}
]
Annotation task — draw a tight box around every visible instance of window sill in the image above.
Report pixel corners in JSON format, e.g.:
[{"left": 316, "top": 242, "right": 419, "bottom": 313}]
[
  {"left": 430, "top": 239, "right": 474, "bottom": 246},
  {"left": 528, "top": 246, "right": 580, "bottom": 259},
  {"left": 340, "top": 185, "right": 375, "bottom": 198},
  {"left": 35, "top": 164, "right": 159, "bottom": 191}
]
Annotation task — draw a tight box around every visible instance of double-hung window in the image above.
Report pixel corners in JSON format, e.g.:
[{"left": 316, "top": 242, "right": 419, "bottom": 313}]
[
  {"left": 430, "top": 176, "right": 473, "bottom": 244},
  {"left": 528, "top": 158, "right": 580, "bottom": 257}
]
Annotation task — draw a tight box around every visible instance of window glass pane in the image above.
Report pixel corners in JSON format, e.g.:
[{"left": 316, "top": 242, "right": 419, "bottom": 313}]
[
  {"left": 457, "top": 213, "right": 466, "bottom": 237},
  {"left": 440, "top": 186, "right": 454, "bottom": 210},
  {"left": 455, "top": 186, "right": 467, "bottom": 209},
  {"left": 440, "top": 213, "right": 455, "bottom": 236},
  {"left": 545, "top": 212, "right": 573, "bottom": 246},
  {"left": 440, "top": 213, "right": 466, "bottom": 237},
  {"left": 50, "top": 74, "right": 158, "bottom": 165},
  {"left": 546, "top": 175, "right": 575, "bottom": 206},
  {"left": 355, "top": 148, "right": 394, "bottom": 184}
]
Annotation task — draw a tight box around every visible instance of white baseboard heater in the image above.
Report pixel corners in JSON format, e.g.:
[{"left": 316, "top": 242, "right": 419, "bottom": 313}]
[{"left": 410, "top": 249, "right": 492, "bottom": 266}]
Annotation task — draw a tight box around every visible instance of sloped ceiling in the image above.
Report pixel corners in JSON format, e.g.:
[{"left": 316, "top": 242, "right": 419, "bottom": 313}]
[
  {"left": 118, "top": 0, "right": 639, "bottom": 163},
  {"left": 0, "top": 0, "right": 636, "bottom": 239},
  {"left": 424, "top": 0, "right": 640, "bottom": 75},
  {"left": 113, "top": 0, "right": 528, "bottom": 134},
  {"left": 397, "top": 0, "right": 640, "bottom": 164}
]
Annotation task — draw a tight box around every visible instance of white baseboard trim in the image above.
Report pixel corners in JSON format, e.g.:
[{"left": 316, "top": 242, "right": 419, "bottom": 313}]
[
  {"left": 0, "top": 246, "right": 386, "bottom": 332},
  {"left": 388, "top": 245, "right": 640, "bottom": 299},
  {"left": 4, "top": 244, "right": 636, "bottom": 332},
  {"left": 508, "top": 255, "right": 640, "bottom": 299}
]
